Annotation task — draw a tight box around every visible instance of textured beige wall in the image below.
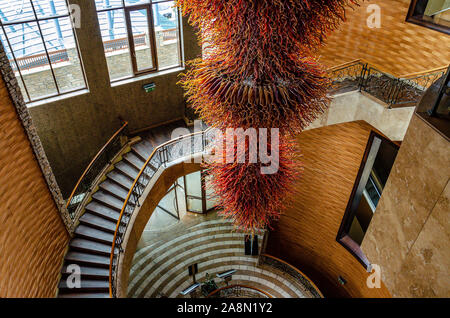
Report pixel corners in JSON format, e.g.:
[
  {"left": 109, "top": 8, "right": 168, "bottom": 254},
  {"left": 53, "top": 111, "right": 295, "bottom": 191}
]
[
  {"left": 318, "top": 0, "right": 450, "bottom": 75},
  {"left": 0, "top": 76, "right": 69, "bottom": 298},
  {"left": 266, "top": 121, "right": 391, "bottom": 298},
  {"left": 362, "top": 114, "right": 450, "bottom": 297}
]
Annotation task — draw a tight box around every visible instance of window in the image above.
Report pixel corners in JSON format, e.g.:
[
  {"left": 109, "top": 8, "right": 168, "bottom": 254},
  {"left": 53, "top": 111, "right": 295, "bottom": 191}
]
[
  {"left": 415, "top": 66, "right": 450, "bottom": 139},
  {"left": 0, "top": 0, "right": 87, "bottom": 103},
  {"left": 182, "top": 170, "right": 218, "bottom": 214},
  {"left": 337, "top": 132, "right": 399, "bottom": 268},
  {"left": 406, "top": 0, "right": 450, "bottom": 35},
  {"left": 95, "top": 0, "right": 183, "bottom": 82}
]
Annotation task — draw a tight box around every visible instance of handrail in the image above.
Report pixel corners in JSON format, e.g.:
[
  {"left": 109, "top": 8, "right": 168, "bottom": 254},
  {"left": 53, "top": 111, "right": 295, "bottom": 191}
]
[
  {"left": 109, "top": 128, "right": 213, "bottom": 297},
  {"left": 399, "top": 65, "right": 449, "bottom": 79},
  {"left": 327, "top": 60, "right": 447, "bottom": 107},
  {"left": 326, "top": 59, "right": 363, "bottom": 72},
  {"left": 66, "top": 121, "right": 129, "bottom": 210},
  {"left": 260, "top": 253, "right": 324, "bottom": 298},
  {"left": 207, "top": 284, "right": 272, "bottom": 298},
  {"left": 327, "top": 58, "right": 447, "bottom": 79}
]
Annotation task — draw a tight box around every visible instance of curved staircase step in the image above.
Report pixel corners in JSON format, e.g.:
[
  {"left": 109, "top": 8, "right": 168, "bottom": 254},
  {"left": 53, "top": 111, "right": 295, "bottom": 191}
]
[
  {"left": 99, "top": 180, "right": 128, "bottom": 200},
  {"left": 85, "top": 202, "right": 120, "bottom": 222},
  {"left": 115, "top": 161, "right": 140, "bottom": 180},
  {"left": 107, "top": 171, "right": 133, "bottom": 190},
  {"left": 123, "top": 152, "right": 146, "bottom": 170},
  {"left": 59, "top": 279, "right": 109, "bottom": 292},
  {"left": 64, "top": 251, "right": 110, "bottom": 268},
  {"left": 61, "top": 265, "right": 109, "bottom": 279},
  {"left": 75, "top": 225, "right": 114, "bottom": 244},
  {"left": 92, "top": 191, "right": 124, "bottom": 211},
  {"left": 69, "top": 238, "right": 112, "bottom": 256},
  {"left": 79, "top": 213, "right": 117, "bottom": 233},
  {"left": 132, "top": 142, "right": 153, "bottom": 161}
]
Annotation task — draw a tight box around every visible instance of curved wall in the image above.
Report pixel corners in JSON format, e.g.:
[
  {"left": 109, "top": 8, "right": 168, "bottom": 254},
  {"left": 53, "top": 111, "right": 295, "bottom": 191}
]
[
  {"left": 318, "top": 0, "right": 450, "bottom": 75},
  {"left": 117, "top": 161, "right": 202, "bottom": 297},
  {"left": 266, "top": 121, "right": 391, "bottom": 298},
  {"left": 0, "top": 68, "right": 69, "bottom": 297}
]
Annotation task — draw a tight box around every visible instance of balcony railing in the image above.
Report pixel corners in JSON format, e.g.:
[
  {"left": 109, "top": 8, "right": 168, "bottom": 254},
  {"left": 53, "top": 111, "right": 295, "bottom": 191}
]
[
  {"left": 259, "top": 254, "right": 323, "bottom": 298},
  {"left": 109, "top": 128, "right": 215, "bottom": 297},
  {"left": 328, "top": 59, "right": 447, "bottom": 108},
  {"left": 12, "top": 49, "right": 70, "bottom": 72},
  {"left": 10, "top": 29, "right": 177, "bottom": 72},
  {"left": 66, "top": 121, "right": 129, "bottom": 230},
  {"left": 207, "top": 284, "right": 272, "bottom": 298}
]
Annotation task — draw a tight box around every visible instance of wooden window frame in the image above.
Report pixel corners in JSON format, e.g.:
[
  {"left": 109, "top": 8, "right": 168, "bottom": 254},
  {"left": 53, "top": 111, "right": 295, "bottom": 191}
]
[
  {"left": 406, "top": 0, "right": 450, "bottom": 35},
  {"left": 124, "top": 4, "right": 158, "bottom": 75},
  {"left": 97, "top": 0, "right": 184, "bottom": 83}
]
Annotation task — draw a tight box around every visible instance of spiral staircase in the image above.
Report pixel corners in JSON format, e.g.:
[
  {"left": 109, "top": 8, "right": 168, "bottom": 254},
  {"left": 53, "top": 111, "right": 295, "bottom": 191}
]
[{"left": 58, "top": 122, "right": 183, "bottom": 298}]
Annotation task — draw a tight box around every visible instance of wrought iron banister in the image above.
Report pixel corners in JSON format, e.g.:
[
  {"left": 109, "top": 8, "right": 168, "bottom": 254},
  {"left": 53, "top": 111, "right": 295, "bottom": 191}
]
[
  {"left": 66, "top": 121, "right": 129, "bottom": 223},
  {"left": 207, "top": 284, "right": 272, "bottom": 298},
  {"left": 109, "top": 128, "right": 215, "bottom": 297},
  {"left": 259, "top": 254, "right": 323, "bottom": 298},
  {"left": 327, "top": 60, "right": 447, "bottom": 108}
]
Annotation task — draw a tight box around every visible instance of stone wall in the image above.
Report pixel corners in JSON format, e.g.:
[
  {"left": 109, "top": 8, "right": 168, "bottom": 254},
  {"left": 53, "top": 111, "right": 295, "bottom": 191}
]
[{"left": 361, "top": 114, "right": 450, "bottom": 297}]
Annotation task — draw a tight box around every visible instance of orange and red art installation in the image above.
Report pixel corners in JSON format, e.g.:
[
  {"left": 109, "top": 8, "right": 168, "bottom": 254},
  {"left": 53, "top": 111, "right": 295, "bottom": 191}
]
[{"left": 176, "top": 0, "right": 357, "bottom": 232}]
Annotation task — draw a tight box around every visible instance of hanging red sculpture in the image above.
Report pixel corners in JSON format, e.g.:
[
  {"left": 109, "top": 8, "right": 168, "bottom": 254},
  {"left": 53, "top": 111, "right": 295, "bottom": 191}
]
[{"left": 176, "top": 0, "right": 357, "bottom": 232}]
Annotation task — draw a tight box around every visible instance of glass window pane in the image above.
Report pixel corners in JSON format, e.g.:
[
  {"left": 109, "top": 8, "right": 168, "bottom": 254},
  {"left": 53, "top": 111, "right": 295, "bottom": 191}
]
[
  {"left": 0, "top": 29, "right": 29, "bottom": 102},
  {"left": 185, "top": 171, "right": 203, "bottom": 213},
  {"left": 15, "top": 69, "right": 30, "bottom": 103},
  {"left": 39, "top": 17, "right": 85, "bottom": 93},
  {"left": 95, "top": 0, "right": 124, "bottom": 11},
  {"left": 204, "top": 173, "right": 219, "bottom": 211},
  {"left": 129, "top": 8, "right": 153, "bottom": 71},
  {"left": 2, "top": 22, "right": 58, "bottom": 100},
  {"left": 153, "top": 1, "right": 181, "bottom": 69},
  {"left": 98, "top": 9, "right": 133, "bottom": 81},
  {"left": 124, "top": 0, "right": 150, "bottom": 6},
  {"left": 33, "top": 0, "right": 69, "bottom": 19},
  {"left": 0, "top": 1, "right": 34, "bottom": 24},
  {"left": 158, "top": 188, "right": 178, "bottom": 215}
]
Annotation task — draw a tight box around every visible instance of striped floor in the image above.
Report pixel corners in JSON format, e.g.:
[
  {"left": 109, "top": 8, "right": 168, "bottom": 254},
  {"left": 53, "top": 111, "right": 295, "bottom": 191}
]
[{"left": 127, "top": 218, "right": 314, "bottom": 298}]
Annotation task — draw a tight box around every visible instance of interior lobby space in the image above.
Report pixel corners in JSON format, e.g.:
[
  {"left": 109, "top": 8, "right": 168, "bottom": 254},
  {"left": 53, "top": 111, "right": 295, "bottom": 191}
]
[{"left": 0, "top": 0, "right": 448, "bottom": 303}]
